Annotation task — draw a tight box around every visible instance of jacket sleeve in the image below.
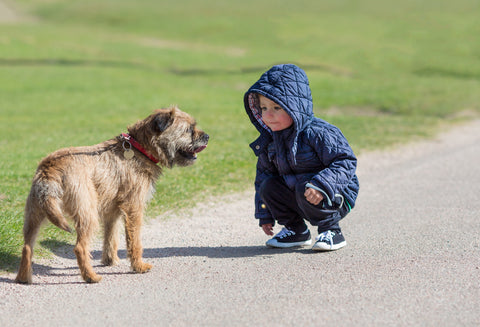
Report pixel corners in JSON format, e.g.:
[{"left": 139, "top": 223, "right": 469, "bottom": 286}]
[
  {"left": 250, "top": 136, "right": 276, "bottom": 226},
  {"left": 253, "top": 154, "right": 276, "bottom": 226},
  {"left": 307, "top": 125, "right": 358, "bottom": 207}
]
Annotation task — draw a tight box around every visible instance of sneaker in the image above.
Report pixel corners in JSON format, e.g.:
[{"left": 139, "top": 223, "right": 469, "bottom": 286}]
[
  {"left": 266, "top": 227, "right": 312, "bottom": 248},
  {"left": 312, "top": 230, "right": 346, "bottom": 251}
]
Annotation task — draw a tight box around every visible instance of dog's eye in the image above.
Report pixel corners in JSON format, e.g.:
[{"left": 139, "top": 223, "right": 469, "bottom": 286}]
[{"left": 189, "top": 124, "right": 198, "bottom": 137}]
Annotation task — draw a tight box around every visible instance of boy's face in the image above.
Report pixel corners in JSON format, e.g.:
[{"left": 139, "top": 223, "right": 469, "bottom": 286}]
[{"left": 258, "top": 95, "right": 293, "bottom": 131}]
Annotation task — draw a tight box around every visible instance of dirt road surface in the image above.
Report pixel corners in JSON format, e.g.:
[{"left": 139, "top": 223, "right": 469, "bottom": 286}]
[
  {"left": 0, "top": 1, "right": 24, "bottom": 23},
  {"left": 1, "top": 120, "right": 479, "bottom": 326}
]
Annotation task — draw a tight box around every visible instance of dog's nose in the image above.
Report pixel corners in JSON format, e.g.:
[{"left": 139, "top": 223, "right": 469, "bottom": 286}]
[{"left": 203, "top": 134, "right": 209, "bottom": 142}]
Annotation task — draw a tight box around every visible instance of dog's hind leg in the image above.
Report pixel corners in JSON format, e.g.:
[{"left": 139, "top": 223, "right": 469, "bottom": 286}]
[
  {"left": 74, "top": 222, "right": 102, "bottom": 283},
  {"left": 74, "top": 236, "right": 102, "bottom": 283},
  {"left": 72, "top": 194, "right": 102, "bottom": 283},
  {"left": 122, "top": 207, "right": 152, "bottom": 273},
  {"left": 101, "top": 216, "right": 121, "bottom": 266},
  {"left": 15, "top": 196, "right": 45, "bottom": 284}
]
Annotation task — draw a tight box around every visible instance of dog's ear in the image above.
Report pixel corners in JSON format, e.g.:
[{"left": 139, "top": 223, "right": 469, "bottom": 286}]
[{"left": 154, "top": 108, "right": 175, "bottom": 133}]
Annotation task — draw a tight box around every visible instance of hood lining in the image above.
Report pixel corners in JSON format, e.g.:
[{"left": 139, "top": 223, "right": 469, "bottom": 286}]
[{"left": 248, "top": 93, "right": 272, "bottom": 134}]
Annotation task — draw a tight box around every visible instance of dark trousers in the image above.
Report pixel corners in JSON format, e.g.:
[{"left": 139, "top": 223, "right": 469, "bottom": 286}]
[{"left": 258, "top": 176, "right": 349, "bottom": 233}]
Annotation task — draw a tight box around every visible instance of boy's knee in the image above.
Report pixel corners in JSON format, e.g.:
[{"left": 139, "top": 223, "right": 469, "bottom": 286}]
[
  {"left": 259, "top": 176, "right": 279, "bottom": 196},
  {"left": 294, "top": 181, "right": 309, "bottom": 201}
]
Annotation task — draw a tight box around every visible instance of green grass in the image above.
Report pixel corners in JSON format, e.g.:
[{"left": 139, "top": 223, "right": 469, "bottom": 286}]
[{"left": 1, "top": 0, "right": 479, "bottom": 271}]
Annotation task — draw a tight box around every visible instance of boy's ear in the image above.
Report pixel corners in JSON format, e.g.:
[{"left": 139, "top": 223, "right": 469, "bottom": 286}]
[{"left": 154, "top": 108, "right": 175, "bottom": 133}]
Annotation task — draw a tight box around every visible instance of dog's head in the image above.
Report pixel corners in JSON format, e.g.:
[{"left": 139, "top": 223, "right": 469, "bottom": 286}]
[{"left": 128, "top": 106, "right": 209, "bottom": 168}]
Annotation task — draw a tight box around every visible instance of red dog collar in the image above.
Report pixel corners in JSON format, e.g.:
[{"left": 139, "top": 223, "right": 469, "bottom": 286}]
[{"left": 121, "top": 133, "right": 160, "bottom": 164}]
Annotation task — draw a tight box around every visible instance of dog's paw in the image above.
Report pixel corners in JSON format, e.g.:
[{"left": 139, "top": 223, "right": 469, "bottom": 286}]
[
  {"left": 101, "top": 255, "right": 120, "bottom": 266},
  {"left": 15, "top": 269, "right": 33, "bottom": 285},
  {"left": 15, "top": 276, "right": 32, "bottom": 285},
  {"left": 132, "top": 262, "right": 153, "bottom": 273},
  {"left": 85, "top": 274, "right": 102, "bottom": 283}
]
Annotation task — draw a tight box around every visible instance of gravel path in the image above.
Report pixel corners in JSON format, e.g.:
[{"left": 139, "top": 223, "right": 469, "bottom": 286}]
[
  {"left": 1, "top": 120, "right": 479, "bottom": 326},
  {"left": 0, "top": 1, "right": 23, "bottom": 23}
]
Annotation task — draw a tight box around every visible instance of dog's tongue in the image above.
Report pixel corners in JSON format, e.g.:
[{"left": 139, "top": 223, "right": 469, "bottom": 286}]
[{"left": 194, "top": 145, "right": 207, "bottom": 153}]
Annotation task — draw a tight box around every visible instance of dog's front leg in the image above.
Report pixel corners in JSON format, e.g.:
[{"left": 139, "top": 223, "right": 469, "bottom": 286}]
[
  {"left": 102, "top": 217, "right": 121, "bottom": 266},
  {"left": 122, "top": 207, "right": 152, "bottom": 273}
]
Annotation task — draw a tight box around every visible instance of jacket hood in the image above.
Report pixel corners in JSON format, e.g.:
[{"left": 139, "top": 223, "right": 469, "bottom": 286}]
[{"left": 244, "top": 64, "right": 314, "bottom": 136}]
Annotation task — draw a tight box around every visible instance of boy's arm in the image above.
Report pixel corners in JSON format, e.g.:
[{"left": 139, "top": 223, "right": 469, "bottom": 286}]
[
  {"left": 254, "top": 163, "right": 275, "bottom": 227},
  {"left": 308, "top": 125, "right": 358, "bottom": 206},
  {"left": 250, "top": 135, "right": 276, "bottom": 226}
]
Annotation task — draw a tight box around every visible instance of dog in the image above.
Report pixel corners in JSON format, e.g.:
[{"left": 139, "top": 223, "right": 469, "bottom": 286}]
[{"left": 15, "top": 106, "right": 209, "bottom": 284}]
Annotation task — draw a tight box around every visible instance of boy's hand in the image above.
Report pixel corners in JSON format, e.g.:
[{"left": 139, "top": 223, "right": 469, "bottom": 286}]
[
  {"left": 261, "top": 223, "right": 274, "bottom": 236},
  {"left": 304, "top": 187, "right": 324, "bottom": 205}
]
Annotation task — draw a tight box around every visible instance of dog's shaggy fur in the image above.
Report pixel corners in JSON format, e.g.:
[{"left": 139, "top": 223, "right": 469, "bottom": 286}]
[{"left": 15, "top": 107, "right": 209, "bottom": 284}]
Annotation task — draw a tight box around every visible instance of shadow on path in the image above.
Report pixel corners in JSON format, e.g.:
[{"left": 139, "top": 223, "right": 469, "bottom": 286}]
[
  {"left": 38, "top": 239, "right": 314, "bottom": 261},
  {"left": 1, "top": 244, "right": 314, "bottom": 285}
]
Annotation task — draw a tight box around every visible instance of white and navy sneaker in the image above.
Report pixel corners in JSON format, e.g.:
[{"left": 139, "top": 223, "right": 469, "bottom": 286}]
[
  {"left": 266, "top": 227, "right": 312, "bottom": 248},
  {"left": 312, "top": 230, "right": 346, "bottom": 251}
]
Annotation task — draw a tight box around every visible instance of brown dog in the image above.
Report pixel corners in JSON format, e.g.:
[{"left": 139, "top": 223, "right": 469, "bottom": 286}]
[{"left": 15, "top": 106, "right": 209, "bottom": 284}]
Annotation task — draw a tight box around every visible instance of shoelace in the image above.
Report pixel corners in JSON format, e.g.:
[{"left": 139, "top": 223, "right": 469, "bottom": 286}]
[
  {"left": 316, "top": 230, "right": 335, "bottom": 247},
  {"left": 276, "top": 227, "right": 295, "bottom": 239}
]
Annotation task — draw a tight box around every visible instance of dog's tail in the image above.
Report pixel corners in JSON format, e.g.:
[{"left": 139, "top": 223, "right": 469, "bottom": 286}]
[
  {"left": 44, "top": 196, "right": 72, "bottom": 233},
  {"left": 31, "top": 179, "right": 72, "bottom": 233}
]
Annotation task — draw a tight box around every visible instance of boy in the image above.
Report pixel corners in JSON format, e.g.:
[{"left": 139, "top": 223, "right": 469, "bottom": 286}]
[{"left": 244, "top": 64, "right": 359, "bottom": 251}]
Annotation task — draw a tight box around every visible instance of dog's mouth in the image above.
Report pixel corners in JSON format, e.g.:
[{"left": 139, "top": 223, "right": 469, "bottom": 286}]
[{"left": 179, "top": 144, "right": 207, "bottom": 160}]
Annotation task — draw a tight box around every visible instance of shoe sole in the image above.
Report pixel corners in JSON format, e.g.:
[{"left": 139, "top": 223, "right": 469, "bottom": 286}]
[
  {"left": 311, "top": 240, "right": 347, "bottom": 251},
  {"left": 266, "top": 239, "right": 312, "bottom": 248}
]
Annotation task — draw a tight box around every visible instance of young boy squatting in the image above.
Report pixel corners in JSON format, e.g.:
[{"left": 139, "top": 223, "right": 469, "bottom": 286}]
[{"left": 244, "top": 64, "right": 359, "bottom": 251}]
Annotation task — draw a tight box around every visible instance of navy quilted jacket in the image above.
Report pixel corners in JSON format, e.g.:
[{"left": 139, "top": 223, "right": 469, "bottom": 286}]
[{"left": 244, "top": 64, "right": 359, "bottom": 222}]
